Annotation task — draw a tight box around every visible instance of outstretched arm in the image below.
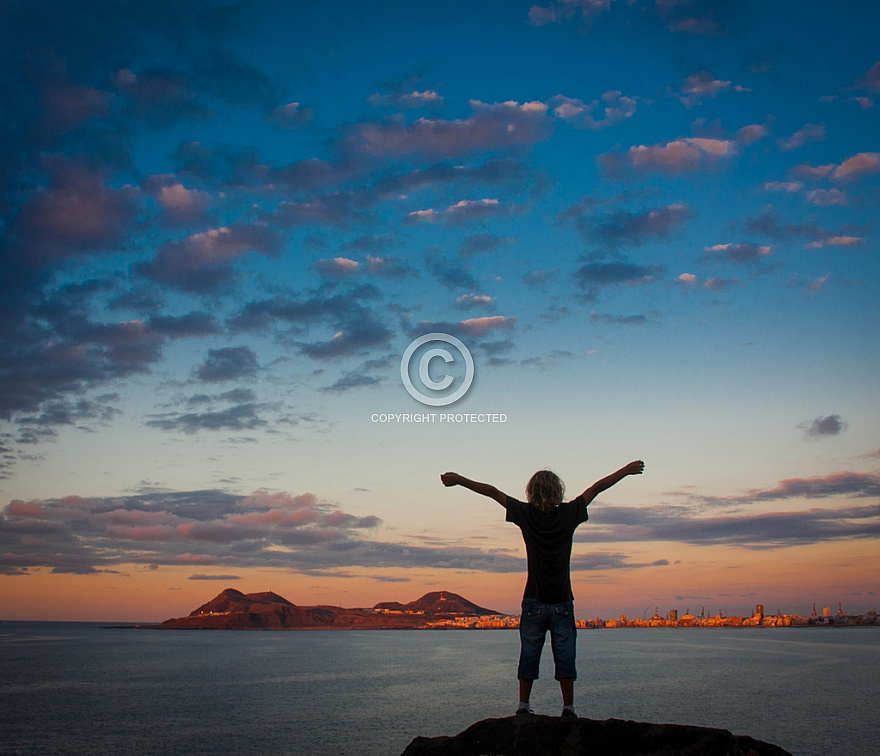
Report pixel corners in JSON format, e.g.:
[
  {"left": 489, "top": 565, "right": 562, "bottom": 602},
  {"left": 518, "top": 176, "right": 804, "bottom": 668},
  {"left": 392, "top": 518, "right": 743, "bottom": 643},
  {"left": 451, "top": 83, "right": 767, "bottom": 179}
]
[
  {"left": 441, "top": 472, "right": 508, "bottom": 506},
  {"left": 578, "top": 460, "right": 644, "bottom": 505}
]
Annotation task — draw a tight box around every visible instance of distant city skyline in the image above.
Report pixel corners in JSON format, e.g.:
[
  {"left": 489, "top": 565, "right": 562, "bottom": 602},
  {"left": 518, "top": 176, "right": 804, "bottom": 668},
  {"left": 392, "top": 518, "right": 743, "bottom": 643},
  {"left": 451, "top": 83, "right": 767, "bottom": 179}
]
[{"left": 1, "top": 0, "right": 878, "bottom": 622}]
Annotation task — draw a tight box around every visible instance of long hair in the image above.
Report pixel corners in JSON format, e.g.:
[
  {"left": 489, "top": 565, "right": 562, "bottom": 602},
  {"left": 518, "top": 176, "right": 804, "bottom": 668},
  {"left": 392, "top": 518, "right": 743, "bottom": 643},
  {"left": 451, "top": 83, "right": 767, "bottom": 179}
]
[{"left": 526, "top": 470, "right": 565, "bottom": 513}]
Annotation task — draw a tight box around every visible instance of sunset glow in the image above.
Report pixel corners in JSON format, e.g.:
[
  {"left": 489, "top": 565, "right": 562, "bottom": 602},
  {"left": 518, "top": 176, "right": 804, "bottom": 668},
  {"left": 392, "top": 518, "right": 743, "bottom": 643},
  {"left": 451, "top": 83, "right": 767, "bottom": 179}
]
[{"left": 1, "top": 0, "right": 878, "bottom": 623}]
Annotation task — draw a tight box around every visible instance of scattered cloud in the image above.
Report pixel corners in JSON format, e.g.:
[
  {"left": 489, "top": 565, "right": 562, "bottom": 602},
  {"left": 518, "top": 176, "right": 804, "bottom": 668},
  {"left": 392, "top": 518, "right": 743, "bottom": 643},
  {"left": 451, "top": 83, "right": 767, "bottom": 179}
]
[
  {"left": 589, "top": 312, "right": 650, "bottom": 326},
  {"left": 189, "top": 574, "right": 241, "bottom": 580},
  {"left": 805, "top": 188, "right": 847, "bottom": 207},
  {"left": 12, "top": 162, "right": 139, "bottom": 266},
  {"left": 459, "top": 233, "right": 514, "bottom": 258},
  {"left": 146, "top": 388, "right": 272, "bottom": 435},
  {"left": 342, "top": 101, "right": 552, "bottom": 160},
  {"left": 762, "top": 181, "right": 803, "bottom": 193},
  {"left": 728, "top": 471, "right": 879, "bottom": 503},
  {"left": 522, "top": 269, "right": 559, "bottom": 288},
  {"left": 454, "top": 294, "right": 495, "bottom": 310},
  {"left": 704, "top": 243, "right": 771, "bottom": 265},
  {"left": 599, "top": 137, "right": 737, "bottom": 177},
  {"left": 777, "top": 123, "right": 826, "bottom": 152},
  {"left": 654, "top": 0, "right": 732, "bottom": 36},
  {"left": 830, "top": 152, "right": 880, "bottom": 182},
  {"left": 582, "top": 499, "right": 880, "bottom": 549},
  {"left": 368, "top": 90, "right": 444, "bottom": 109},
  {"left": 573, "top": 203, "right": 695, "bottom": 248},
  {"left": 675, "top": 71, "right": 733, "bottom": 107},
  {"left": 800, "top": 414, "right": 848, "bottom": 439},
  {"left": 0, "top": 487, "right": 534, "bottom": 577},
  {"left": 805, "top": 236, "right": 862, "bottom": 249},
  {"left": 703, "top": 277, "right": 738, "bottom": 292},
  {"left": 571, "top": 552, "right": 668, "bottom": 571},
  {"left": 312, "top": 257, "right": 362, "bottom": 278},
  {"left": 194, "top": 347, "right": 260, "bottom": 383},
  {"left": 851, "top": 60, "right": 880, "bottom": 92},
  {"left": 142, "top": 175, "right": 212, "bottom": 226},
  {"left": 425, "top": 251, "right": 479, "bottom": 290},
  {"left": 736, "top": 122, "right": 771, "bottom": 145},
  {"left": 267, "top": 101, "right": 315, "bottom": 128},
  {"left": 573, "top": 259, "right": 665, "bottom": 301},
  {"left": 139, "top": 224, "right": 283, "bottom": 294},
  {"left": 789, "top": 163, "right": 835, "bottom": 181},
  {"left": 320, "top": 372, "right": 383, "bottom": 394},
  {"left": 528, "top": 0, "right": 615, "bottom": 26},
  {"left": 549, "top": 91, "right": 638, "bottom": 129},
  {"left": 298, "top": 319, "right": 394, "bottom": 360},
  {"left": 577, "top": 470, "right": 880, "bottom": 549},
  {"left": 405, "top": 199, "right": 507, "bottom": 226},
  {"left": 744, "top": 209, "right": 867, "bottom": 249}
]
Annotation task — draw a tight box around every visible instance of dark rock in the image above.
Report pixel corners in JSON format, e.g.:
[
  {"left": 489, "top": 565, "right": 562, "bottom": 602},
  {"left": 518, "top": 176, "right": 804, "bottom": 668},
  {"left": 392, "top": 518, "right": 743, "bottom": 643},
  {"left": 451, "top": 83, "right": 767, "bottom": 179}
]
[{"left": 401, "top": 715, "right": 793, "bottom": 756}]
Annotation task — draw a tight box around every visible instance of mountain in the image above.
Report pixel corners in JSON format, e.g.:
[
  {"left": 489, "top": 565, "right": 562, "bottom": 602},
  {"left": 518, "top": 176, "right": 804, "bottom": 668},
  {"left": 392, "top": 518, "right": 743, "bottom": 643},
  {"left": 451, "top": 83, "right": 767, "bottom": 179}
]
[
  {"left": 189, "top": 588, "right": 294, "bottom": 616},
  {"left": 374, "top": 591, "right": 496, "bottom": 616},
  {"left": 158, "top": 589, "right": 503, "bottom": 630}
]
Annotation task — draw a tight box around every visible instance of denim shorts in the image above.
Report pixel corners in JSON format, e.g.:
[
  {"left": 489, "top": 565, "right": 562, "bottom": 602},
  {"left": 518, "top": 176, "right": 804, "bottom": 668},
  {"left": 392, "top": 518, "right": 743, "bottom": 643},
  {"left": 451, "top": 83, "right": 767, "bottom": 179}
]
[{"left": 517, "top": 597, "right": 577, "bottom": 681}]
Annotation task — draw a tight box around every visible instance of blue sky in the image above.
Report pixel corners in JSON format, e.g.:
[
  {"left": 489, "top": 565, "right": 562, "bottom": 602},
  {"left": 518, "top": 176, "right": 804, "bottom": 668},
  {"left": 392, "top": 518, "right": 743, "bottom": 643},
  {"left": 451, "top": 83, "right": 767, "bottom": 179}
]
[{"left": 1, "top": 0, "right": 878, "bottom": 621}]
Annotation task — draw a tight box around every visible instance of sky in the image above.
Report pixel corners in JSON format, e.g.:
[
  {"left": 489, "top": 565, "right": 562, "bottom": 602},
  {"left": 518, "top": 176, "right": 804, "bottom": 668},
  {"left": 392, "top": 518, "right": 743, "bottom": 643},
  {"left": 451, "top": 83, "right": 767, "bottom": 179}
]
[{"left": 1, "top": 0, "right": 878, "bottom": 623}]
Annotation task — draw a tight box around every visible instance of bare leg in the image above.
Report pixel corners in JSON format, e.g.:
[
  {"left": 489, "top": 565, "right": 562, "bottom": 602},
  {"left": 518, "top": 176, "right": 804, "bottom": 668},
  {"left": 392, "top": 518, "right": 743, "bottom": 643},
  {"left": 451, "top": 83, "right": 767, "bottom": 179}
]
[
  {"left": 558, "top": 678, "right": 574, "bottom": 707},
  {"left": 519, "top": 678, "right": 534, "bottom": 703}
]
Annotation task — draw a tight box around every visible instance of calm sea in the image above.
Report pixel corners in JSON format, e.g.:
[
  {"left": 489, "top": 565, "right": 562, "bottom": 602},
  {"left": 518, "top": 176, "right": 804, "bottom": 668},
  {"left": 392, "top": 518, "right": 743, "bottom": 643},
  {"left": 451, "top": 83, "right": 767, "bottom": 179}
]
[{"left": 0, "top": 623, "right": 875, "bottom": 756}]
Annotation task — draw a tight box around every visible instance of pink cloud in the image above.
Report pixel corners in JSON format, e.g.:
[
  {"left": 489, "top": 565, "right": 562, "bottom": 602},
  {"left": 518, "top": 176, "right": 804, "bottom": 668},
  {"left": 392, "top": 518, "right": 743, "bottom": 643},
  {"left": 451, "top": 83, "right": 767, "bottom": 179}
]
[
  {"left": 676, "top": 71, "right": 732, "bottom": 107},
  {"left": 831, "top": 152, "right": 880, "bottom": 182},
  {"left": 805, "top": 188, "right": 847, "bottom": 207},
  {"left": 459, "top": 315, "right": 517, "bottom": 336},
  {"left": 736, "top": 123, "right": 770, "bottom": 145},
  {"left": 852, "top": 60, "right": 880, "bottom": 92},
  {"left": 604, "top": 137, "right": 736, "bottom": 176},
  {"left": 172, "top": 553, "right": 216, "bottom": 565},
  {"left": 141, "top": 223, "right": 282, "bottom": 292},
  {"left": 312, "top": 257, "right": 361, "bottom": 277},
  {"left": 240, "top": 492, "right": 318, "bottom": 509},
  {"left": 777, "top": 123, "right": 826, "bottom": 152},
  {"left": 7, "top": 497, "right": 96, "bottom": 521},
  {"left": 550, "top": 91, "right": 638, "bottom": 129},
  {"left": 790, "top": 163, "right": 834, "bottom": 180},
  {"left": 368, "top": 90, "right": 444, "bottom": 108},
  {"left": 343, "top": 101, "right": 551, "bottom": 159},
  {"left": 406, "top": 199, "right": 506, "bottom": 226},
  {"left": 704, "top": 277, "right": 738, "bottom": 291},
  {"left": 156, "top": 183, "right": 211, "bottom": 224},
  {"left": 106, "top": 525, "right": 178, "bottom": 541},
  {"left": 763, "top": 181, "right": 803, "bottom": 193},
  {"left": 267, "top": 101, "right": 314, "bottom": 128},
  {"left": 704, "top": 243, "right": 771, "bottom": 264},
  {"left": 528, "top": 0, "right": 614, "bottom": 25},
  {"left": 227, "top": 508, "right": 321, "bottom": 526},
  {"left": 41, "top": 83, "right": 110, "bottom": 134},
  {"left": 13, "top": 162, "right": 139, "bottom": 265},
  {"left": 805, "top": 236, "right": 863, "bottom": 249}
]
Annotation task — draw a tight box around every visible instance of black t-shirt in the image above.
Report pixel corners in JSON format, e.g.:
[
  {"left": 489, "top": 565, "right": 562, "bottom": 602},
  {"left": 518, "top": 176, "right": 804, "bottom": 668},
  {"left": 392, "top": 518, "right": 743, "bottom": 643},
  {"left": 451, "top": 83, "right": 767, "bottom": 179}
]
[{"left": 504, "top": 495, "right": 589, "bottom": 604}]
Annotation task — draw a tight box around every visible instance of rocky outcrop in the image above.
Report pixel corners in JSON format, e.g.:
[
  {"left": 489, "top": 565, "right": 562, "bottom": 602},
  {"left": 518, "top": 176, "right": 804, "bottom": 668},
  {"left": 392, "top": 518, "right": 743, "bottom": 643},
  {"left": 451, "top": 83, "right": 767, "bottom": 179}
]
[{"left": 401, "top": 715, "right": 793, "bottom": 756}]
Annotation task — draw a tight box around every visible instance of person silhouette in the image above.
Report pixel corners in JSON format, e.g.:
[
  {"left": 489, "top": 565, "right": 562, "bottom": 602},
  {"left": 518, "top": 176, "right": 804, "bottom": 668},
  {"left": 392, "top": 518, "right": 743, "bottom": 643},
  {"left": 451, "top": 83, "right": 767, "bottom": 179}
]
[{"left": 441, "top": 460, "right": 644, "bottom": 718}]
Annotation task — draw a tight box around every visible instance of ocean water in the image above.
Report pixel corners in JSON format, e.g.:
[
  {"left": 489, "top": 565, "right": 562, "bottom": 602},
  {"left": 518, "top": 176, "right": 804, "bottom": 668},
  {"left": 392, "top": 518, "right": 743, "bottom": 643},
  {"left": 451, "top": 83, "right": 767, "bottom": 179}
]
[{"left": 0, "top": 623, "right": 875, "bottom": 756}]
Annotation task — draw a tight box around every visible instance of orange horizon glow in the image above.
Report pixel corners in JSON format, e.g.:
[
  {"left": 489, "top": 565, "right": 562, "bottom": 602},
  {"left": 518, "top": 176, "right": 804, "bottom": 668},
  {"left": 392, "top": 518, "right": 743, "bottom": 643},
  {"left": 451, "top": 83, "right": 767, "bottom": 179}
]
[{"left": 2, "top": 536, "right": 876, "bottom": 623}]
